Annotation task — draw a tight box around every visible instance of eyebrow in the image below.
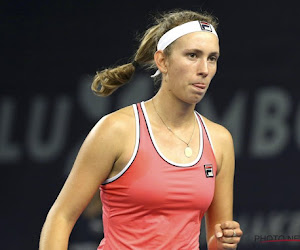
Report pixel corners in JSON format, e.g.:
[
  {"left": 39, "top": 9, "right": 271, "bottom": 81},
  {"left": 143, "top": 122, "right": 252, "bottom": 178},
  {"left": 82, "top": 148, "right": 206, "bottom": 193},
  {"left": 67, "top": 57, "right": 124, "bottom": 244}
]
[{"left": 184, "top": 48, "right": 220, "bottom": 57}]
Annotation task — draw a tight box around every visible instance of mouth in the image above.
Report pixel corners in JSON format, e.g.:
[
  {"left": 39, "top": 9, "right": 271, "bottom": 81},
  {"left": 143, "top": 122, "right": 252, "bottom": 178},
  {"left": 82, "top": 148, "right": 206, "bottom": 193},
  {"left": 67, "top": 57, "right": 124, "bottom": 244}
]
[{"left": 192, "top": 83, "right": 206, "bottom": 90}]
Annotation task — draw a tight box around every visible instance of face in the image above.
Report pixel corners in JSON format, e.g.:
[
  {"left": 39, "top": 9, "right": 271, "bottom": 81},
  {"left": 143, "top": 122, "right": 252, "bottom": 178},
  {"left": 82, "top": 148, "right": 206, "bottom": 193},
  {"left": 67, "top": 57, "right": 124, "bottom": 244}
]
[{"left": 162, "top": 31, "right": 220, "bottom": 104}]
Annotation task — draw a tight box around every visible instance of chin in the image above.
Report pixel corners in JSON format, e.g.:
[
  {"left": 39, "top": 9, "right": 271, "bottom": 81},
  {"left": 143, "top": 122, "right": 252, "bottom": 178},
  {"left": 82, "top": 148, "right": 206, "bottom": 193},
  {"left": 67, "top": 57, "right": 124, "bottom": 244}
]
[
  {"left": 182, "top": 97, "right": 203, "bottom": 106},
  {"left": 188, "top": 94, "right": 206, "bottom": 105}
]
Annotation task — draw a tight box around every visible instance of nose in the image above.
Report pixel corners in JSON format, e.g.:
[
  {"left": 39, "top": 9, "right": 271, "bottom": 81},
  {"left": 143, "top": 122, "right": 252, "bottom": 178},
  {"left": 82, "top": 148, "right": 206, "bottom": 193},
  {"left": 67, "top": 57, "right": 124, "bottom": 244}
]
[{"left": 197, "top": 59, "right": 209, "bottom": 77}]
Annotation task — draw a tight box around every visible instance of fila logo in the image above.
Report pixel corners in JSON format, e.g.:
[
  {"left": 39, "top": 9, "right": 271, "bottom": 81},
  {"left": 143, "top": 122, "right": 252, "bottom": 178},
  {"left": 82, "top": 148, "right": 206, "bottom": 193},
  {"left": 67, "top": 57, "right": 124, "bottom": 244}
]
[
  {"left": 204, "top": 164, "right": 214, "bottom": 178},
  {"left": 199, "top": 21, "right": 213, "bottom": 33}
]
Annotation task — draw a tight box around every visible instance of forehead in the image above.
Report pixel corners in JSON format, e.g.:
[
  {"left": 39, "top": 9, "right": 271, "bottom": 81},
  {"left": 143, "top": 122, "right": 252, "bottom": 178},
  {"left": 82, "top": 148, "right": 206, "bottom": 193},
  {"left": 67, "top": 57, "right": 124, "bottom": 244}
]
[{"left": 172, "top": 31, "right": 219, "bottom": 52}]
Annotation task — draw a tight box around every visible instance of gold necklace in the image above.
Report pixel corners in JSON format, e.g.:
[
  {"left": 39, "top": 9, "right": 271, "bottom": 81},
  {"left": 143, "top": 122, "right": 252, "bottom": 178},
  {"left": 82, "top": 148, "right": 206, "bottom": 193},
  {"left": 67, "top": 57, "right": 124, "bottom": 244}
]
[{"left": 152, "top": 99, "right": 196, "bottom": 158}]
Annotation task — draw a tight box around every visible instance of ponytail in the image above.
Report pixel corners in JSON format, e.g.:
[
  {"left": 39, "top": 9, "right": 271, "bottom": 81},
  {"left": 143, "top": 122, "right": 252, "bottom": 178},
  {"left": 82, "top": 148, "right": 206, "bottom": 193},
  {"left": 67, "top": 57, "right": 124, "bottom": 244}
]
[
  {"left": 91, "top": 63, "right": 136, "bottom": 96},
  {"left": 91, "top": 24, "right": 160, "bottom": 97}
]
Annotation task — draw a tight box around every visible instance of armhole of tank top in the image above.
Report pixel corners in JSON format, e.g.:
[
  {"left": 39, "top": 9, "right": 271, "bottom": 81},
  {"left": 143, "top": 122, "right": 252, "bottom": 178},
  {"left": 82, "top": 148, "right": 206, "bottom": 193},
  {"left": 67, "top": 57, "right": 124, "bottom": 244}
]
[
  {"left": 101, "top": 104, "right": 140, "bottom": 184},
  {"left": 195, "top": 111, "right": 216, "bottom": 156}
]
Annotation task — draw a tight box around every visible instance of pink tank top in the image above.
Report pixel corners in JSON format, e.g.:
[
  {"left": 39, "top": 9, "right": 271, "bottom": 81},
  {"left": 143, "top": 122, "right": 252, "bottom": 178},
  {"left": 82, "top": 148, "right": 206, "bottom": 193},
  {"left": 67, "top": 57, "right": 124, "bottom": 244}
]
[{"left": 98, "top": 102, "right": 217, "bottom": 250}]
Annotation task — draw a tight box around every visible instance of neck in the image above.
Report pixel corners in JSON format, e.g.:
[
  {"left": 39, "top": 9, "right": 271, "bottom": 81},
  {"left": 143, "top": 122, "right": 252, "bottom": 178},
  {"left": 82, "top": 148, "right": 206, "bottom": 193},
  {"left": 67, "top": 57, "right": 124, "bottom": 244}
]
[{"left": 151, "top": 89, "right": 196, "bottom": 128}]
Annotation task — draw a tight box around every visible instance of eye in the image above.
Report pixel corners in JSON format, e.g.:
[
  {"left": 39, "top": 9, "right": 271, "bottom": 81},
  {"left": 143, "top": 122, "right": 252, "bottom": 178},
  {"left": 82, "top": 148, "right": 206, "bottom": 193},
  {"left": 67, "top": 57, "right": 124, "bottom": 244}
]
[
  {"left": 187, "top": 53, "right": 197, "bottom": 59},
  {"left": 208, "top": 55, "right": 219, "bottom": 62}
]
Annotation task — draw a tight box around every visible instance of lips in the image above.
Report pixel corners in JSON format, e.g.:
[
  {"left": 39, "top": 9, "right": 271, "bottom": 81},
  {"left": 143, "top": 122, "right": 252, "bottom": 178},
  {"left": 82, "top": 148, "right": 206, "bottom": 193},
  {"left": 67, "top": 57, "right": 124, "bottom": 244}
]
[{"left": 192, "top": 83, "right": 206, "bottom": 89}]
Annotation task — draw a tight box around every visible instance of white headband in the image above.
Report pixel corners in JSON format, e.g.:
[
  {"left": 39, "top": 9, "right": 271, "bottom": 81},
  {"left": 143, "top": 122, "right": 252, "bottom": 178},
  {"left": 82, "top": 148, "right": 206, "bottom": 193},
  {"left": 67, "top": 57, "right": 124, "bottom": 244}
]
[{"left": 152, "top": 20, "right": 218, "bottom": 77}]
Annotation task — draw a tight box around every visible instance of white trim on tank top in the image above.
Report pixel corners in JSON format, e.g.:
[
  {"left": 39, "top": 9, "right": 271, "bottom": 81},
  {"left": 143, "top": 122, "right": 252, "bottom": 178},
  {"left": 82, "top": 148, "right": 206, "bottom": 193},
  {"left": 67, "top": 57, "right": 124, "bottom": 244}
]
[
  {"left": 195, "top": 111, "right": 216, "bottom": 156},
  {"left": 141, "top": 101, "right": 203, "bottom": 167},
  {"left": 102, "top": 104, "right": 140, "bottom": 184}
]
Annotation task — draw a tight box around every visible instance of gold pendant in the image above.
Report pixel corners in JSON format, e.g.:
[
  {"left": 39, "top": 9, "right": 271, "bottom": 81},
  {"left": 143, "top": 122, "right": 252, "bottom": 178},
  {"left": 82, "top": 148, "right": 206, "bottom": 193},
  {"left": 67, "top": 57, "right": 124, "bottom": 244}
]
[{"left": 184, "top": 146, "right": 193, "bottom": 158}]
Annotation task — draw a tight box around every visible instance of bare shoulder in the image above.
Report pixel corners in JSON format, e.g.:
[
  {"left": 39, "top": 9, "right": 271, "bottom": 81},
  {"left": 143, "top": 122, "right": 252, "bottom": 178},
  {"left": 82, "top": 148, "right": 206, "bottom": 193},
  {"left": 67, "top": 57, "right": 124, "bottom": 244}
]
[
  {"left": 200, "top": 115, "right": 233, "bottom": 146},
  {"left": 73, "top": 105, "right": 136, "bottom": 180},
  {"left": 200, "top": 115, "right": 234, "bottom": 173},
  {"left": 92, "top": 105, "right": 135, "bottom": 139},
  {"left": 80, "top": 105, "right": 136, "bottom": 166}
]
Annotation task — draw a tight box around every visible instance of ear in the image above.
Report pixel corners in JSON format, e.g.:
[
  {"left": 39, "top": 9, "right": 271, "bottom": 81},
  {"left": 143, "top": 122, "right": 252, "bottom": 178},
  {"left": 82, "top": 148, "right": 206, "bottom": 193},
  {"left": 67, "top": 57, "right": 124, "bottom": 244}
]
[{"left": 154, "top": 50, "right": 168, "bottom": 74}]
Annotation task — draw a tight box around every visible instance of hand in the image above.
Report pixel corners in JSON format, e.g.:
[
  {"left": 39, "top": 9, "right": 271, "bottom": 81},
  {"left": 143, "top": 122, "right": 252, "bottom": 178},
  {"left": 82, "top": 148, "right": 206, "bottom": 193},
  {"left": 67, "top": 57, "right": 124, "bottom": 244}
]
[{"left": 214, "top": 221, "right": 243, "bottom": 249}]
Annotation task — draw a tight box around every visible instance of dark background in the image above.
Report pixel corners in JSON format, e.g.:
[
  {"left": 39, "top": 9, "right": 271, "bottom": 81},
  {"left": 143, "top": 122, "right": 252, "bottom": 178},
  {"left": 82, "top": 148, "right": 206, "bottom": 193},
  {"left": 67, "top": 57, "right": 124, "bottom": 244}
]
[{"left": 1, "top": 0, "right": 299, "bottom": 249}]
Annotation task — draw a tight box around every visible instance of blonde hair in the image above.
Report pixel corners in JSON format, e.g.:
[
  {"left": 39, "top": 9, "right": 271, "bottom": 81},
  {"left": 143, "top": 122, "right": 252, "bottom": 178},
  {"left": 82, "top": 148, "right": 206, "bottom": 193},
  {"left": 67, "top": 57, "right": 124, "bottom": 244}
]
[{"left": 91, "top": 10, "right": 218, "bottom": 96}]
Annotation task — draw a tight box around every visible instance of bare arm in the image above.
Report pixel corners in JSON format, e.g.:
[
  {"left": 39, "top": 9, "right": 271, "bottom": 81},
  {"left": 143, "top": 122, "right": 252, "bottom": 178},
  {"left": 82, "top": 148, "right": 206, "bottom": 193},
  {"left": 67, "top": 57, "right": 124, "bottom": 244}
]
[
  {"left": 204, "top": 121, "right": 242, "bottom": 249},
  {"left": 39, "top": 110, "right": 130, "bottom": 249}
]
